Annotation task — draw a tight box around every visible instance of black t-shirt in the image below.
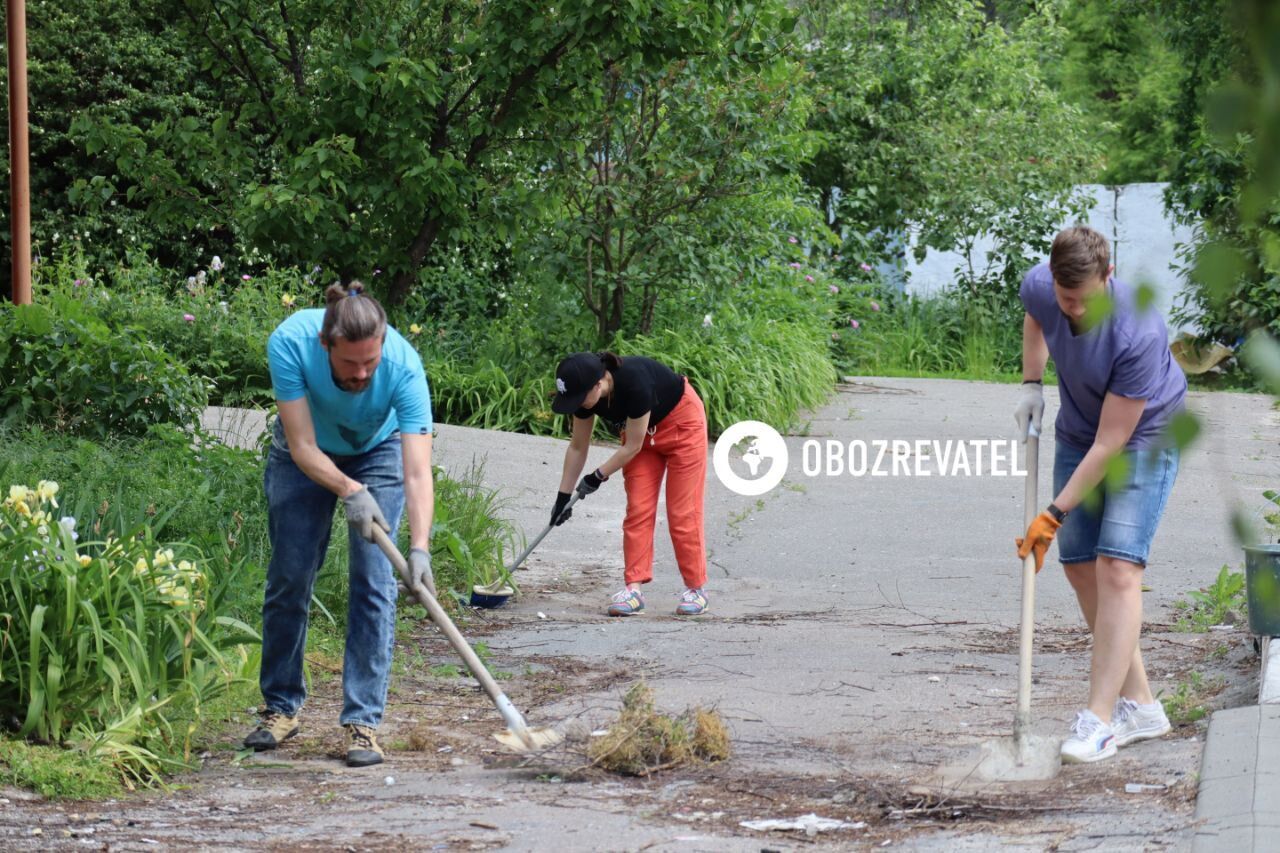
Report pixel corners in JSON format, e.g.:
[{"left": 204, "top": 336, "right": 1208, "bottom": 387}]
[{"left": 574, "top": 356, "right": 685, "bottom": 432}]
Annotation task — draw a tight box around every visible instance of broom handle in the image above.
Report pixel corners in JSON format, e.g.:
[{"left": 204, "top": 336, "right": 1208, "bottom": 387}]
[
  {"left": 370, "top": 527, "right": 535, "bottom": 746},
  {"left": 511, "top": 491, "right": 583, "bottom": 571},
  {"left": 1015, "top": 428, "right": 1039, "bottom": 744}
]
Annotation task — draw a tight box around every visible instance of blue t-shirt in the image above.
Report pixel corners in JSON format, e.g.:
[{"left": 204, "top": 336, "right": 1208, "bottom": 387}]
[
  {"left": 267, "top": 309, "right": 433, "bottom": 455},
  {"left": 1020, "top": 263, "right": 1186, "bottom": 451}
]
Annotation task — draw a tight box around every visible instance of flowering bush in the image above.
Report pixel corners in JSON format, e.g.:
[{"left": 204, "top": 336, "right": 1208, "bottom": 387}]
[
  {"left": 0, "top": 481, "right": 257, "bottom": 786},
  {"left": 0, "top": 295, "right": 208, "bottom": 438}
]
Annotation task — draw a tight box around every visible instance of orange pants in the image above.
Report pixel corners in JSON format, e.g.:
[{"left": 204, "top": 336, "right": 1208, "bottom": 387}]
[{"left": 621, "top": 379, "right": 708, "bottom": 589}]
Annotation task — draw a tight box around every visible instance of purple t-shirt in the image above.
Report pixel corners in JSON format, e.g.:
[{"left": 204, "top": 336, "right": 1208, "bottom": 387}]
[{"left": 1020, "top": 263, "right": 1186, "bottom": 451}]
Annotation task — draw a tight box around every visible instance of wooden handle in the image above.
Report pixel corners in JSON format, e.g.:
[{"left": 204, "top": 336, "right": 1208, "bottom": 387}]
[
  {"left": 1015, "top": 433, "right": 1039, "bottom": 742},
  {"left": 370, "top": 526, "right": 527, "bottom": 734}
]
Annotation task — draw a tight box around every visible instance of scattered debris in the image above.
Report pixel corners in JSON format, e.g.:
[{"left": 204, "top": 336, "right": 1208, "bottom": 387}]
[
  {"left": 1124, "top": 783, "right": 1168, "bottom": 794},
  {"left": 740, "top": 813, "right": 867, "bottom": 836},
  {"left": 587, "top": 683, "right": 731, "bottom": 776}
]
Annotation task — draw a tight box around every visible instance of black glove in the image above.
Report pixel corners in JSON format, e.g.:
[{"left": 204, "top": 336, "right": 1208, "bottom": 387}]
[
  {"left": 551, "top": 491, "right": 573, "bottom": 526},
  {"left": 577, "top": 468, "right": 608, "bottom": 497}
]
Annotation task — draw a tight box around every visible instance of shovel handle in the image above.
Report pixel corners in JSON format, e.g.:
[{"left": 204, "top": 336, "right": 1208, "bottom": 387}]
[
  {"left": 1015, "top": 431, "right": 1039, "bottom": 742},
  {"left": 370, "top": 526, "right": 537, "bottom": 748}
]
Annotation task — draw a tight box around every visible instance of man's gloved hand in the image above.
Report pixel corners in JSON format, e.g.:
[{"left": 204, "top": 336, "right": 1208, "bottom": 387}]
[
  {"left": 551, "top": 491, "right": 574, "bottom": 526},
  {"left": 576, "top": 468, "right": 608, "bottom": 497},
  {"left": 405, "top": 547, "right": 436, "bottom": 598},
  {"left": 1013, "top": 382, "right": 1045, "bottom": 442},
  {"left": 1016, "top": 510, "right": 1062, "bottom": 574},
  {"left": 343, "top": 487, "right": 390, "bottom": 543}
]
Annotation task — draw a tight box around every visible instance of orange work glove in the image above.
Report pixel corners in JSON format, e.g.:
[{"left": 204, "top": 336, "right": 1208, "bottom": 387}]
[{"left": 1016, "top": 510, "right": 1062, "bottom": 574}]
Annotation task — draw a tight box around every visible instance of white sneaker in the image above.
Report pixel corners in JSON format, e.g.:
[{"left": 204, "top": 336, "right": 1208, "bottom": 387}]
[
  {"left": 1112, "top": 697, "right": 1172, "bottom": 747},
  {"left": 1060, "top": 710, "right": 1118, "bottom": 764}
]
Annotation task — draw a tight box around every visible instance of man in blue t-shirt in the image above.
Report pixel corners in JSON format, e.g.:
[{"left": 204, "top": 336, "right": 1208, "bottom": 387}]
[
  {"left": 243, "top": 281, "right": 435, "bottom": 768},
  {"left": 1014, "top": 225, "right": 1186, "bottom": 765}
]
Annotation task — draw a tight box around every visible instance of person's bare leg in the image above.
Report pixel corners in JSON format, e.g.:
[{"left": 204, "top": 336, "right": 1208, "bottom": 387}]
[
  {"left": 1087, "top": 556, "right": 1150, "bottom": 721},
  {"left": 1064, "top": 561, "right": 1098, "bottom": 628},
  {"left": 1066, "top": 560, "right": 1156, "bottom": 718}
]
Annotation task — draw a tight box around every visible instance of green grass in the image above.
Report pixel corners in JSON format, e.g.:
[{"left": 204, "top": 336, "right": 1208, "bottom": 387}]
[
  {"left": 1159, "top": 671, "right": 1223, "bottom": 725},
  {"left": 0, "top": 740, "right": 125, "bottom": 799},
  {"left": 1172, "top": 565, "right": 1247, "bottom": 631}
]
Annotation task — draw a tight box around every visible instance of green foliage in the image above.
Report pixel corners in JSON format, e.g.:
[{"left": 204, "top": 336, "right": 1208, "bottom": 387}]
[
  {"left": 429, "top": 463, "right": 520, "bottom": 593},
  {"left": 1052, "top": 0, "right": 1183, "bottom": 183},
  {"left": 0, "top": 294, "right": 208, "bottom": 438},
  {"left": 1164, "top": 0, "right": 1280, "bottom": 357},
  {"left": 615, "top": 310, "right": 835, "bottom": 437},
  {"left": 77, "top": 0, "right": 764, "bottom": 305},
  {"left": 0, "top": 739, "right": 124, "bottom": 800},
  {"left": 802, "top": 0, "right": 1095, "bottom": 306},
  {"left": 0, "top": 0, "right": 219, "bottom": 291},
  {"left": 834, "top": 288, "right": 1026, "bottom": 381},
  {"left": 535, "top": 2, "right": 815, "bottom": 338},
  {"left": 1172, "top": 565, "right": 1247, "bottom": 632},
  {"left": 0, "top": 424, "right": 270, "bottom": 624},
  {"left": 1159, "top": 670, "right": 1221, "bottom": 725},
  {"left": 0, "top": 480, "right": 258, "bottom": 788},
  {"left": 42, "top": 254, "right": 317, "bottom": 407}
]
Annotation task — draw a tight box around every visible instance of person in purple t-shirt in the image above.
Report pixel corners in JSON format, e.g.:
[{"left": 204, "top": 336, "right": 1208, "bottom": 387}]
[{"left": 1013, "top": 225, "right": 1186, "bottom": 765}]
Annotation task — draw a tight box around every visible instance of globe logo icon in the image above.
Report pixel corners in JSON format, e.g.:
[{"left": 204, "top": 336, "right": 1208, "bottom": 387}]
[{"left": 713, "top": 421, "right": 789, "bottom": 496}]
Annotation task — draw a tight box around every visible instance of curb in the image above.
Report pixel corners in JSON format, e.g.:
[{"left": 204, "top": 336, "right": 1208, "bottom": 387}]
[
  {"left": 1191, "top": 637, "right": 1280, "bottom": 852},
  {"left": 1261, "top": 636, "right": 1280, "bottom": 706}
]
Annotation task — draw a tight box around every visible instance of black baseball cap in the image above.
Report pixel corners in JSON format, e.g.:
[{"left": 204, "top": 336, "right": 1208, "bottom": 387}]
[{"left": 552, "top": 352, "right": 606, "bottom": 414}]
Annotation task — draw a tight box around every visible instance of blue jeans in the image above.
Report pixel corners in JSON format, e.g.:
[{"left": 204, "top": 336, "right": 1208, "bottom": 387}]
[
  {"left": 260, "top": 424, "right": 404, "bottom": 727},
  {"left": 1053, "top": 441, "right": 1179, "bottom": 567}
]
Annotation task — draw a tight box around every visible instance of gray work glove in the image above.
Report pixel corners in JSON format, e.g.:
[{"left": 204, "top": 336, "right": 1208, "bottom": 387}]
[
  {"left": 1013, "top": 381, "right": 1045, "bottom": 442},
  {"left": 342, "top": 487, "right": 390, "bottom": 543},
  {"left": 403, "top": 547, "right": 436, "bottom": 598}
]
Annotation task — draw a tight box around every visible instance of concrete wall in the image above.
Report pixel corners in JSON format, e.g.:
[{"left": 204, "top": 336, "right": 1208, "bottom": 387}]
[{"left": 896, "top": 183, "right": 1198, "bottom": 334}]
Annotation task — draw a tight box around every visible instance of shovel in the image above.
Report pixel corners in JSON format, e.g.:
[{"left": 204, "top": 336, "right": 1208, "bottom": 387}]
[
  {"left": 371, "top": 526, "right": 563, "bottom": 753},
  {"left": 939, "top": 425, "right": 1060, "bottom": 783}
]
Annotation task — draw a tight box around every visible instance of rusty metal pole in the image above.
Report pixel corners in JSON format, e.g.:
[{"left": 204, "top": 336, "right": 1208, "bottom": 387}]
[{"left": 7, "top": 0, "right": 31, "bottom": 305}]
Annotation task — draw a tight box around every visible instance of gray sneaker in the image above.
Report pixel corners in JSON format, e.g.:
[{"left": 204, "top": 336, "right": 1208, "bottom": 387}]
[{"left": 1112, "top": 697, "right": 1172, "bottom": 747}]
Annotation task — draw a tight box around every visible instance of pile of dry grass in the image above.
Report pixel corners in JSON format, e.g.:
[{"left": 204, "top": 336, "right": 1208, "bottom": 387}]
[{"left": 587, "top": 683, "right": 731, "bottom": 776}]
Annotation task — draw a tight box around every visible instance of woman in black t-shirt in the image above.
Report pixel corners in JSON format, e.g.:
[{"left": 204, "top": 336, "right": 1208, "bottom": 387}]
[{"left": 550, "top": 352, "right": 710, "bottom": 616}]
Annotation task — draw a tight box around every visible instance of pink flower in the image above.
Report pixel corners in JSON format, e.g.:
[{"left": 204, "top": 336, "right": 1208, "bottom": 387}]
[
  {"left": 374, "top": 268, "right": 382, "bottom": 276},
  {"left": 805, "top": 275, "right": 815, "bottom": 283},
  {"left": 183, "top": 313, "right": 196, "bottom": 323},
  {"left": 870, "top": 301, "right": 881, "bottom": 312},
  {"left": 849, "top": 318, "right": 860, "bottom": 329},
  {"left": 73, "top": 278, "right": 84, "bottom": 287},
  {"left": 829, "top": 285, "right": 840, "bottom": 294},
  {"left": 788, "top": 236, "right": 798, "bottom": 244},
  {"left": 859, "top": 262, "right": 872, "bottom": 272},
  {"left": 789, "top": 262, "right": 802, "bottom": 269},
  {"left": 241, "top": 274, "right": 251, "bottom": 281}
]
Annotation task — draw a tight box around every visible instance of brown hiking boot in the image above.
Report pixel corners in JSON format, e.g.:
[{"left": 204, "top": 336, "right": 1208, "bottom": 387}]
[
  {"left": 243, "top": 709, "right": 300, "bottom": 751},
  {"left": 345, "top": 724, "right": 384, "bottom": 767}
]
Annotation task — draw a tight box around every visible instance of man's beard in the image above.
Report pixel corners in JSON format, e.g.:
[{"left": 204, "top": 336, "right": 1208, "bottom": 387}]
[{"left": 331, "top": 369, "right": 370, "bottom": 393}]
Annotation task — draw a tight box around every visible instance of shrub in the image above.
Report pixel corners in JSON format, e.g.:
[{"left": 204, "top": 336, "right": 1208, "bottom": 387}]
[
  {"left": 0, "top": 480, "right": 257, "bottom": 787},
  {"left": 616, "top": 311, "right": 835, "bottom": 436},
  {"left": 0, "top": 296, "right": 207, "bottom": 438},
  {"left": 44, "top": 260, "right": 317, "bottom": 408},
  {"left": 0, "top": 424, "right": 270, "bottom": 624}
]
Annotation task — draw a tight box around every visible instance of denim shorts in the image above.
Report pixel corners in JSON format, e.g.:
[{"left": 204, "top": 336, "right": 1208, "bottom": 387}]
[{"left": 1052, "top": 441, "right": 1179, "bottom": 567}]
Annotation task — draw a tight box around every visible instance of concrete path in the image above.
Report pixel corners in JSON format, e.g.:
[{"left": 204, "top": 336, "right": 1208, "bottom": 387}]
[{"left": 192, "top": 377, "right": 1280, "bottom": 849}]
